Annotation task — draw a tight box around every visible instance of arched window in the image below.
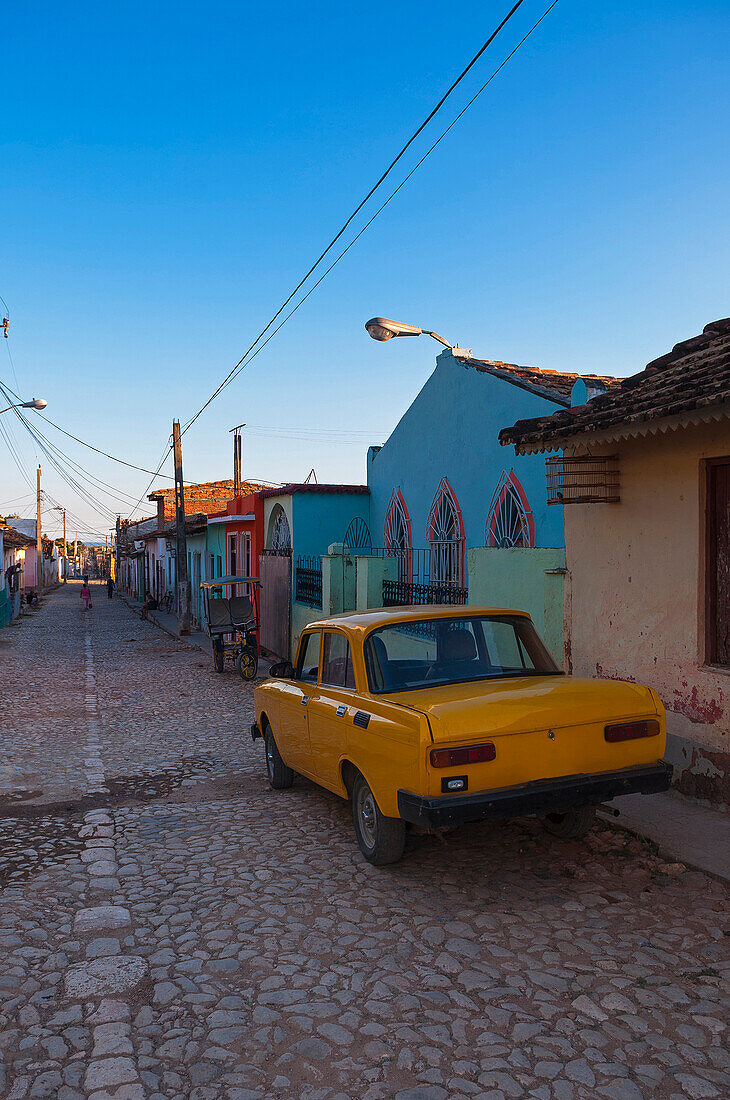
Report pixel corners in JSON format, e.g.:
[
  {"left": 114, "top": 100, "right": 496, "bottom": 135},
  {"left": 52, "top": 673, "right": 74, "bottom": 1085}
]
[
  {"left": 268, "top": 505, "right": 291, "bottom": 552},
  {"left": 384, "top": 489, "right": 412, "bottom": 582},
  {"left": 427, "top": 478, "right": 465, "bottom": 587},
  {"left": 486, "top": 471, "right": 535, "bottom": 548},
  {"left": 343, "top": 517, "right": 372, "bottom": 553}
]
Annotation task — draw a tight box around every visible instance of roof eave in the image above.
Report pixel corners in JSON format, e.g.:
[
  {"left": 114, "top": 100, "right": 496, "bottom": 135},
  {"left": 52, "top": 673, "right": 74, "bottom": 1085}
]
[{"left": 510, "top": 401, "right": 730, "bottom": 455}]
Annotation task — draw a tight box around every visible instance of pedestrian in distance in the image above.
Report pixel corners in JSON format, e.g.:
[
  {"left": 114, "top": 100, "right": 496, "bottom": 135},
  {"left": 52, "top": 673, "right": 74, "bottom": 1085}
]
[
  {"left": 107, "top": 576, "right": 115, "bottom": 599},
  {"left": 81, "top": 583, "right": 92, "bottom": 611}
]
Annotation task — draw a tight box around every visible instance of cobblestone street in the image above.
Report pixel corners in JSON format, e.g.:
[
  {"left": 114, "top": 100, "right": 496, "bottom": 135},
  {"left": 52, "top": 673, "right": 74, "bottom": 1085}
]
[{"left": 0, "top": 583, "right": 728, "bottom": 1100}]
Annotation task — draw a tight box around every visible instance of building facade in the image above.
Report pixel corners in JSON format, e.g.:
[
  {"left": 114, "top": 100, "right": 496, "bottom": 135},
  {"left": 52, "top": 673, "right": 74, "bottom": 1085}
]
[
  {"left": 366, "top": 347, "right": 616, "bottom": 659},
  {"left": 501, "top": 317, "right": 730, "bottom": 804}
]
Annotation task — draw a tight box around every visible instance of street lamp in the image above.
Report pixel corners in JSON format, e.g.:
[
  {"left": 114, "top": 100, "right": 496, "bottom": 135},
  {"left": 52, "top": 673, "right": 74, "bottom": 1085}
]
[
  {"left": 0, "top": 397, "right": 48, "bottom": 415},
  {"left": 365, "top": 318, "right": 471, "bottom": 357}
]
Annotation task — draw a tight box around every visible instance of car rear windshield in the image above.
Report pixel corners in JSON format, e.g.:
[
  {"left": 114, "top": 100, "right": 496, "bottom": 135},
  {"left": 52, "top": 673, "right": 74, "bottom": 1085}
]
[{"left": 364, "top": 615, "right": 560, "bottom": 694}]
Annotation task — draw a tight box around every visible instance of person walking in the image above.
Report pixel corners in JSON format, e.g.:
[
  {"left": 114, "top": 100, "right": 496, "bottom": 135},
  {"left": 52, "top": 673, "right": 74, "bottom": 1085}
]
[
  {"left": 107, "top": 576, "right": 115, "bottom": 599},
  {"left": 80, "top": 582, "right": 92, "bottom": 611}
]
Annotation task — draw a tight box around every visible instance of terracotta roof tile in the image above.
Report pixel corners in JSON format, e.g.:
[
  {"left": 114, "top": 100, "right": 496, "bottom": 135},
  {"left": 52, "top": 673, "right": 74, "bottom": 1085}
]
[
  {"left": 259, "top": 484, "right": 370, "bottom": 498},
  {"left": 499, "top": 318, "right": 730, "bottom": 451},
  {"left": 468, "top": 356, "right": 620, "bottom": 403}
]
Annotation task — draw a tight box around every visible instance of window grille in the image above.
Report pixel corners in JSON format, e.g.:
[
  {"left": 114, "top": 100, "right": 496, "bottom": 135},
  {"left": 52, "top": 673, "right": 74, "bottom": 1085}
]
[
  {"left": 486, "top": 471, "right": 534, "bottom": 547},
  {"left": 269, "top": 506, "right": 292, "bottom": 551},
  {"left": 546, "top": 455, "right": 620, "bottom": 504},
  {"left": 295, "top": 555, "right": 322, "bottom": 608},
  {"left": 384, "top": 490, "right": 412, "bottom": 582},
  {"left": 343, "top": 517, "right": 372, "bottom": 553},
  {"left": 427, "top": 479, "right": 464, "bottom": 586}
]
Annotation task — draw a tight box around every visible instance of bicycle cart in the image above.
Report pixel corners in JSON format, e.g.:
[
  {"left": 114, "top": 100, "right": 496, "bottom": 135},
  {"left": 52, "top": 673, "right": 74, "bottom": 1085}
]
[{"left": 200, "top": 576, "right": 261, "bottom": 681}]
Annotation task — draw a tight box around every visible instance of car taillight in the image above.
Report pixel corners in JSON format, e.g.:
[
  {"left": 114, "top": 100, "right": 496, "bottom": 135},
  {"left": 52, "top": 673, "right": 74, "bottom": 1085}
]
[
  {"left": 604, "top": 719, "right": 660, "bottom": 743},
  {"left": 430, "top": 743, "right": 496, "bottom": 768}
]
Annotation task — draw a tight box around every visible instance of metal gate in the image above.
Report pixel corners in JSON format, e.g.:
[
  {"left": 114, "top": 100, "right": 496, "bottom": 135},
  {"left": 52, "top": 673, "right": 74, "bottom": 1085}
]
[{"left": 259, "top": 551, "right": 292, "bottom": 660}]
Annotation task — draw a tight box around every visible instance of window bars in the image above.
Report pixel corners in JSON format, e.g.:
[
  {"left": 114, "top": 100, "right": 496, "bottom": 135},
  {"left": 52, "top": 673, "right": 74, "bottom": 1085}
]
[
  {"left": 486, "top": 471, "right": 534, "bottom": 547},
  {"left": 269, "top": 507, "right": 292, "bottom": 551},
  {"left": 295, "top": 555, "right": 322, "bottom": 608},
  {"left": 546, "top": 455, "right": 620, "bottom": 505},
  {"left": 343, "top": 517, "right": 372, "bottom": 553},
  {"left": 427, "top": 479, "right": 465, "bottom": 586}
]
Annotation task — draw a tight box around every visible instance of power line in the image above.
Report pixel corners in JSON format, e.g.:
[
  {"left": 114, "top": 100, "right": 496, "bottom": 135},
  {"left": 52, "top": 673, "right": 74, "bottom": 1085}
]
[
  {"left": 38, "top": 413, "right": 181, "bottom": 481},
  {"left": 196, "top": 0, "right": 563, "bottom": 409},
  {"left": 180, "top": 0, "right": 530, "bottom": 437}
]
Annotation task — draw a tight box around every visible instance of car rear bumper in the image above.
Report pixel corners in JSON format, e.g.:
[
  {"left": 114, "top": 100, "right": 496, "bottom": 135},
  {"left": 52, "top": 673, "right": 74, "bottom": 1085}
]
[{"left": 397, "top": 761, "right": 673, "bottom": 828}]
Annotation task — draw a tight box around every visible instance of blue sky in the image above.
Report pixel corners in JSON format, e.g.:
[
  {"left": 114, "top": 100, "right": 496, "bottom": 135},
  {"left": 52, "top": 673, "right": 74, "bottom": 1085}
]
[{"left": 2, "top": 0, "right": 729, "bottom": 539}]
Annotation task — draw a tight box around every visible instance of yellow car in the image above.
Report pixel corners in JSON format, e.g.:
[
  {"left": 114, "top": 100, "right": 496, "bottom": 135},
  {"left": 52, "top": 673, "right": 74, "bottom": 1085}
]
[{"left": 252, "top": 607, "right": 671, "bottom": 865}]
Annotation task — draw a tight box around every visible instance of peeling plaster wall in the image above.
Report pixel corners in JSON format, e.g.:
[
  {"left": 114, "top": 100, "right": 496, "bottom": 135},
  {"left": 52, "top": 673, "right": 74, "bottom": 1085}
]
[{"left": 565, "top": 420, "right": 730, "bottom": 804}]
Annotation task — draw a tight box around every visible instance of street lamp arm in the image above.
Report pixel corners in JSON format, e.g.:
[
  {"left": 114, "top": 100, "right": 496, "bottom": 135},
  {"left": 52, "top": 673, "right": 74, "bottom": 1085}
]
[{"left": 421, "top": 330, "right": 452, "bottom": 349}]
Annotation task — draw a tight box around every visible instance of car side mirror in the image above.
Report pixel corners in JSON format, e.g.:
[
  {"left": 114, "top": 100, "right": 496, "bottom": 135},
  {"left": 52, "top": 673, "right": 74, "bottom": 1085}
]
[{"left": 270, "top": 660, "right": 294, "bottom": 679}]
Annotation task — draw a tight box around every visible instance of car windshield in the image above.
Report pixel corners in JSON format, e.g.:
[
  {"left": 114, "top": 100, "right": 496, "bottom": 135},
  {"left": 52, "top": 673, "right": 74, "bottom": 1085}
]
[{"left": 364, "top": 614, "right": 560, "bottom": 694}]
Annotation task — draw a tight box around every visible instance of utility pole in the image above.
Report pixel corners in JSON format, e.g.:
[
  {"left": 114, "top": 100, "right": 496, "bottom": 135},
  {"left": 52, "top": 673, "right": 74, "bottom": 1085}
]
[
  {"left": 229, "top": 423, "right": 245, "bottom": 498},
  {"left": 62, "top": 509, "right": 67, "bottom": 582},
  {"left": 172, "top": 419, "right": 191, "bottom": 635},
  {"left": 36, "top": 465, "right": 43, "bottom": 596}
]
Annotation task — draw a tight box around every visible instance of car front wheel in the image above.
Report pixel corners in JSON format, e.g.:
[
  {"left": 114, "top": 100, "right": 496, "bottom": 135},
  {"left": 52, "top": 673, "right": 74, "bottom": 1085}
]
[
  {"left": 264, "top": 723, "right": 294, "bottom": 790},
  {"left": 543, "top": 805, "right": 596, "bottom": 839},
  {"left": 351, "top": 774, "right": 406, "bottom": 865}
]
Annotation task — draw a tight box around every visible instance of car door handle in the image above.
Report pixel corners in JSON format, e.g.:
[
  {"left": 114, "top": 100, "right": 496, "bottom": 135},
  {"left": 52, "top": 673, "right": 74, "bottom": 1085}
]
[
  {"left": 301, "top": 696, "right": 309, "bottom": 706},
  {"left": 336, "top": 704, "right": 347, "bottom": 717}
]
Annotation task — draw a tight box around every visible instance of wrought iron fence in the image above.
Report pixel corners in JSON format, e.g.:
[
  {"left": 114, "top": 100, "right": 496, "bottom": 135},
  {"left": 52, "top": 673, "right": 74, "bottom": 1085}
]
[
  {"left": 295, "top": 555, "right": 322, "bottom": 608},
  {"left": 370, "top": 545, "right": 467, "bottom": 605},
  {"left": 382, "top": 579, "right": 468, "bottom": 607}
]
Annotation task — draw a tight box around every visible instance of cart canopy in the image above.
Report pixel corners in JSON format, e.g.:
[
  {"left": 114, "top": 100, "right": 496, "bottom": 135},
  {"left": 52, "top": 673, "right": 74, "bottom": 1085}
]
[{"left": 200, "top": 575, "right": 259, "bottom": 589}]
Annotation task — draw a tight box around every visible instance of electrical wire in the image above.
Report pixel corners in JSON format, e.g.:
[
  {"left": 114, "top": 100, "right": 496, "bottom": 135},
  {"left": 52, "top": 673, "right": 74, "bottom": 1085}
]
[
  {"left": 192, "top": 0, "right": 563, "bottom": 409},
  {"left": 0, "top": 380, "right": 121, "bottom": 522},
  {"left": 179, "top": 0, "right": 530, "bottom": 437},
  {"left": 1, "top": 0, "right": 558, "bottom": 521},
  {"left": 37, "top": 412, "right": 181, "bottom": 481}
]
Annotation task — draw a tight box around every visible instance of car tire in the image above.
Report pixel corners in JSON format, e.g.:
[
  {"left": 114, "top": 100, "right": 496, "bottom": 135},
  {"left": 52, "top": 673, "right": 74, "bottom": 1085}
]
[
  {"left": 213, "top": 640, "right": 225, "bottom": 674},
  {"left": 264, "top": 723, "right": 294, "bottom": 790},
  {"left": 351, "top": 773, "right": 406, "bottom": 865},
  {"left": 543, "top": 805, "right": 596, "bottom": 839}
]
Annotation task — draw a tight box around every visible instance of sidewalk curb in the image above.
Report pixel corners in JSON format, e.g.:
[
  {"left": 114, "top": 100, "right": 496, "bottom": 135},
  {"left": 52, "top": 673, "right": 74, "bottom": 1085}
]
[
  {"left": 117, "top": 595, "right": 209, "bottom": 655},
  {"left": 608, "top": 817, "right": 729, "bottom": 886},
  {"left": 600, "top": 793, "right": 730, "bottom": 885}
]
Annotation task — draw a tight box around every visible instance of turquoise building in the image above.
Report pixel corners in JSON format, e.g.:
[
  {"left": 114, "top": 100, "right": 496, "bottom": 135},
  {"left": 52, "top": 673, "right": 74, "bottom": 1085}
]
[{"left": 365, "top": 347, "right": 615, "bottom": 660}]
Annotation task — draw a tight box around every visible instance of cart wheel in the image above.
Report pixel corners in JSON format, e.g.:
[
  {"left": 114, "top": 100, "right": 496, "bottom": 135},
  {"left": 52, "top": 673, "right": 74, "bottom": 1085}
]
[
  {"left": 213, "top": 640, "right": 225, "bottom": 674},
  {"left": 238, "top": 647, "right": 257, "bottom": 681}
]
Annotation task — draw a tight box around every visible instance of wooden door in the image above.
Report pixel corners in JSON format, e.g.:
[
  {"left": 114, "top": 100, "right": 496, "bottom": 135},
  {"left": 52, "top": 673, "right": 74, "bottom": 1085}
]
[
  {"left": 707, "top": 458, "right": 730, "bottom": 666},
  {"left": 259, "top": 552, "right": 291, "bottom": 660}
]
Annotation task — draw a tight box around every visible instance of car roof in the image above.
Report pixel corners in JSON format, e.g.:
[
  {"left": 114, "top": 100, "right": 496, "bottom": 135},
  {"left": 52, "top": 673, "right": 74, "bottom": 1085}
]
[{"left": 303, "top": 606, "right": 532, "bottom": 636}]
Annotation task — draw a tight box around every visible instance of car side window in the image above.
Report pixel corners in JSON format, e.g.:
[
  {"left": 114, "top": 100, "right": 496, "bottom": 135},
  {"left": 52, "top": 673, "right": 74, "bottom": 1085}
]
[
  {"left": 322, "top": 632, "right": 356, "bottom": 689},
  {"left": 296, "top": 631, "right": 321, "bottom": 683}
]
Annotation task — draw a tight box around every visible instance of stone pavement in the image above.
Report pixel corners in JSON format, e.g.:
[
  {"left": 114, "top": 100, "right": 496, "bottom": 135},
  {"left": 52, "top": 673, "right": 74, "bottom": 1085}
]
[
  {"left": 118, "top": 594, "right": 271, "bottom": 678},
  {"left": 0, "top": 583, "right": 728, "bottom": 1100}
]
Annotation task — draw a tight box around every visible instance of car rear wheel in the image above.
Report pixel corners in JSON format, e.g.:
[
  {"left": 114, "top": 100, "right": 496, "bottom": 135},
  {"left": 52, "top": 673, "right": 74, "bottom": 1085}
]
[
  {"left": 543, "top": 805, "right": 596, "bottom": 839},
  {"left": 264, "top": 723, "right": 294, "bottom": 790},
  {"left": 351, "top": 774, "right": 406, "bottom": 865}
]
